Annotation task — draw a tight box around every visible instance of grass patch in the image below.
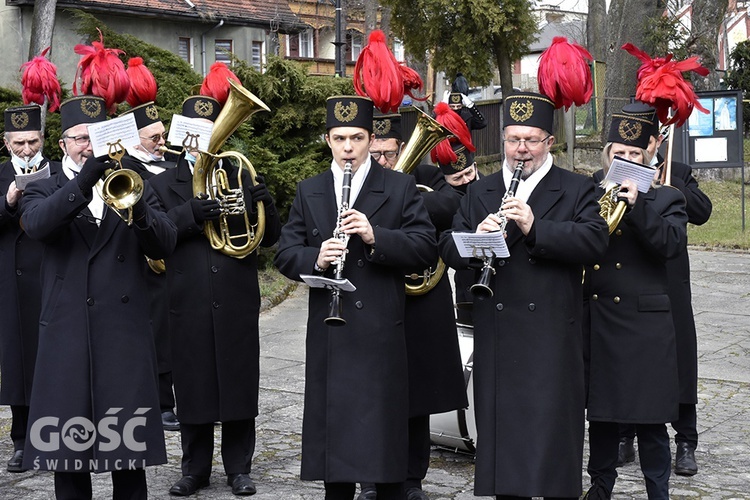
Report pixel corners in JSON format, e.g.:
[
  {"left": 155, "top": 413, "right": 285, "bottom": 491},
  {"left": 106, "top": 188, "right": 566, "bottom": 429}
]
[
  {"left": 259, "top": 265, "right": 295, "bottom": 300},
  {"left": 687, "top": 179, "right": 750, "bottom": 250}
]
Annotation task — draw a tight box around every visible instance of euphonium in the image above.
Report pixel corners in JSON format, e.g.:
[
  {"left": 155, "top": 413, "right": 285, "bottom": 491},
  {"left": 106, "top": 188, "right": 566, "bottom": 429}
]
[
  {"left": 395, "top": 107, "right": 455, "bottom": 295},
  {"left": 96, "top": 140, "right": 144, "bottom": 226},
  {"left": 324, "top": 162, "right": 353, "bottom": 327},
  {"left": 471, "top": 161, "right": 524, "bottom": 298},
  {"left": 597, "top": 184, "right": 627, "bottom": 234},
  {"left": 192, "top": 79, "right": 271, "bottom": 258}
]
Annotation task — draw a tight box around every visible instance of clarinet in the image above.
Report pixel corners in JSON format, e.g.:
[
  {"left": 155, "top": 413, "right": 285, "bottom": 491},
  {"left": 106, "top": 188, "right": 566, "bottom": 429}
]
[
  {"left": 470, "top": 161, "right": 524, "bottom": 298},
  {"left": 324, "top": 162, "right": 353, "bottom": 326}
]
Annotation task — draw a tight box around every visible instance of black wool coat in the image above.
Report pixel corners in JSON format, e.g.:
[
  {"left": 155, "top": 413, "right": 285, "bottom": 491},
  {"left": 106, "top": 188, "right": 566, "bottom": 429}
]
[
  {"left": 20, "top": 170, "right": 175, "bottom": 471},
  {"left": 148, "top": 158, "right": 281, "bottom": 424},
  {"left": 274, "top": 162, "right": 437, "bottom": 483},
  {"left": 439, "top": 165, "right": 609, "bottom": 498},
  {"left": 0, "top": 159, "right": 59, "bottom": 406}
]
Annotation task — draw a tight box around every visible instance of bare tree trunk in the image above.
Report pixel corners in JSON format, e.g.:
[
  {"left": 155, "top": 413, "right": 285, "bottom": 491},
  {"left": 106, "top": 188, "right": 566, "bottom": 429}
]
[
  {"left": 587, "top": 0, "right": 607, "bottom": 61},
  {"left": 493, "top": 35, "right": 515, "bottom": 99},
  {"left": 689, "top": 0, "right": 729, "bottom": 91},
  {"left": 364, "top": 0, "right": 378, "bottom": 40},
  {"left": 29, "top": 0, "right": 57, "bottom": 59},
  {"left": 379, "top": 3, "right": 392, "bottom": 36},
  {"left": 603, "top": 0, "right": 663, "bottom": 140}
]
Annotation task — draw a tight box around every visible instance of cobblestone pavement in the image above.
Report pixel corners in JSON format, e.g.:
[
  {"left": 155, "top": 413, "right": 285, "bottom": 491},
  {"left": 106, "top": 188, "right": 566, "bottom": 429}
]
[{"left": 0, "top": 247, "right": 748, "bottom": 499}]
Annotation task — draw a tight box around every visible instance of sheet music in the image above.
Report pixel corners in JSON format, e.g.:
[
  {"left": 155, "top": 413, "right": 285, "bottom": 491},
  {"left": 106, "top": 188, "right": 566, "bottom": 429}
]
[
  {"left": 167, "top": 114, "right": 213, "bottom": 151},
  {"left": 604, "top": 155, "right": 657, "bottom": 193},
  {"left": 300, "top": 274, "right": 356, "bottom": 293},
  {"left": 15, "top": 163, "right": 50, "bottom": 190},
  {"left": 451, "top": 231, "right": 510, "bottom": 259},
  {"left": 88, "top": 114, "right": 141, "bottom": 158}
]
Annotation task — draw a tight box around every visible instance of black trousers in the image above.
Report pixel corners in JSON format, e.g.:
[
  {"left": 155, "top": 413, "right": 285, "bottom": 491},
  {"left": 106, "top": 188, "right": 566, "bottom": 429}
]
[
  {"left": 179, "top": 419, "right": 255, "bottom": 477},
  {"left": 496, "top": 496, "right": 578, "bottom": 500},
  {"left": 54, "top": 469, "right": 146, "bottom": 500},
  {"left": 326, "top": 482, "right": 404, "bottom": 500},
  {"left": 589, "top": 421, "right": 671, "bottom": 500},
  {"left": 405, "top": 415, "right": 431, "bottom": 490},
  {"left": 620, "top": 403, "right": 698, "bottom": 448},
  {"left": 158, "top": 371, "right": 176, "bottom": 412},
  {"left": 10, "top": 405, "right": 29, "bottom": 450}
]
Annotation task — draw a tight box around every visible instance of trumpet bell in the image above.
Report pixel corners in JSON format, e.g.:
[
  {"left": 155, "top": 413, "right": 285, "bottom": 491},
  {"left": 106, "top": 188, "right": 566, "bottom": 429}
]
[{"left": 101, "top": 169, "right": 144, "bottom": 210}]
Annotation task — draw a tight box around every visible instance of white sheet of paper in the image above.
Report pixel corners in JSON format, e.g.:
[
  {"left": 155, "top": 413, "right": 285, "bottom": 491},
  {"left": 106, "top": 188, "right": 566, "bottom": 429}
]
[
  {"left": 451, "top": 231, "right": 510, "bottom": 259},
  {"left": 694, "top": 137, "right": 728, "bottom": 162},
  {"left": 603, "top": 156, "right": 656, "bottom": 193},
  {"left": 88, "top": 114, "right": 141, "bottom": 158},
  {"left": 167, "top": 114, "right": 213, "bottom": 151},
  {"left": 15, "top": 163, "right": 51, "bottom": 190},
  {"left": 300, "top": 274, "right": 356, "bottom": 293}
]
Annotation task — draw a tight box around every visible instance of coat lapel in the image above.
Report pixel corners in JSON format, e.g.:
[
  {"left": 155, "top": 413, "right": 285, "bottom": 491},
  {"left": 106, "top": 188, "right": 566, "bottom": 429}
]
[
  {"left": 353, "top": 164, "right": 388, "bottom": 219},
  {"left": 168, "top": 160, "right": 194, "bottom": 203}
]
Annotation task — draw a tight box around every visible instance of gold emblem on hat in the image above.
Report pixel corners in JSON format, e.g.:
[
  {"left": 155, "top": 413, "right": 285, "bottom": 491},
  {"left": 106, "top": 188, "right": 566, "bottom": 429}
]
[
  {"left": 373, "top": 118, "right": 391, "bottom": 136},
  {"left": 450, "top": 94, "right": 462, "bottom": 104},
  {"left": 452, "top": 150, "right": 468, "bottom": 171},
  {"left": 81, "top": 98, "right": 103, "bottom": 118},
  {"left": 509, "top": 100, "right": 534, "bottom": 122},
  {"left": 194, "top": 99, "right": 214, "bottom": 118},
  {"left": 618, "top": 119, "right": 642, "bottom": 142},
  {"left": 334, "top": 101, "right": 358, "bottom": 123},
  {"left": 10, "top": 112, "right": 29, "bottom": 130},
  {"left": 146, "top": 104, "right": 159, "bottom": 120}
]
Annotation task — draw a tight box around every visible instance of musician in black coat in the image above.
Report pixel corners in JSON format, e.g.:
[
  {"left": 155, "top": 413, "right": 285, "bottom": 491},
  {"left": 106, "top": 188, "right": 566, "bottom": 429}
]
[
  {"left": 357, "top": 112, "right": 467, "bottom": 500},
  {"left": 615, "top": 103, "right": 712, "bottom": 476},
  {"left": 439, "top": 92, "right": 609, "bottom": 499},
  {"left": 583, "top": 109, "right": 687, "bottom": 500},
  {"left": 274, "top": 96, "right": 437, "bottom": 500},
  {"left": 148, "top": 95, "right": 281, "bottom": 497},
  {"left": 20, "top": 96, "right": 175, "bottom": 499},
  {"left": 0, "top": 105, "right": 60, "bottom": 473}
]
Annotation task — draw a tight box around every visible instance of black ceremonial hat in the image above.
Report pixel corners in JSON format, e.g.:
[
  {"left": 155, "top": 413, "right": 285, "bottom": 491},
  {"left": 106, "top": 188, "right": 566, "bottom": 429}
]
[
  {"left": 4, "top": 104, "right": 42, "bottom": 133},
  {"left": 607, "top": 111, "right": 653, "bottom": 150},
  {"left": 503, "top": 92, "right": 555, "bottom": 135},
  {"left": 181, "top": 95, "right": 221, "bottom": 122},
  {"left": 621, "top": 102, "right": 660, "bottom": 139},
  {"left": 60, "top": 96, "right": 107, "bottom": 132},
  {"left": 123, "top": 101, "right": 161, "bottom": 130},
  {"left": 448, "top": 92, "right": 463, "bottom": 106},
  {"left": 326, "top": 96, "right": 373, "bottom": 133},
  {"left": 437, "top": 143, "right": 475, "bottom": 175},
  {"left": 372, "top": 110, "right": 402, "bottom": 141}
]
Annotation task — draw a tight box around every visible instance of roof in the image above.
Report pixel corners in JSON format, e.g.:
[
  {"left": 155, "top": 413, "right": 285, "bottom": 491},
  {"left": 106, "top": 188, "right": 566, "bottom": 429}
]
[
  {"left": 7, "top": 0, "right": 307, "bottom": 33},
  {"left": 529, "top": 20, "right": 586, "bottom": 52}
]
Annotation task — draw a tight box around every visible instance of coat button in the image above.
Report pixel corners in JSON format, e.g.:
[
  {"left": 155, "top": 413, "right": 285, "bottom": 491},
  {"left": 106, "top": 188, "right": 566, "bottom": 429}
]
[
  {"left": 86, "top": 298, "right": 95, "bottom": 306},
  {"left": 528, "top": 303, "right": 536, "bottom": 311},
  {"left": 497, "top": 259, "right": 505, "bottom": 266},
  {"left": 592, "top": 294, "right": 598, "bottom": 301},
  {"left": 355, "top": 301, "right": 363, "bottom": 309},
  {"left": 212, "top": 301, "right": 220, "bottom": 309},
  {"left": 615, "top": 229, "right": 622, "bottom": 236},
  {"left": 211, "top": 266, "right": 219, "bottom": 273},
  {"left": 16, "top": 269, "right": 22, "bottom": 276},
  {"left": 593, "top": 264, "right": 600, "bottom": 271},
  {"left": 615, "top": 263, "right": 622, "bottom": 269},
  {"left": 68, "top": 193, "right": 76, "bottom": 202},
  {"left": 613, "top": 296, "right": 621, "bottom": 304},
  {"left": 312, "top": 228, "right": 319, "bottom": 236},
  {"left": 495, "top": 303, "right": 503, "bottom": 311},
  {"left": 357, "top": 259, "right": 364, "bottom": 267},
  {"left": 117, "top": 254, "right": 125, "bottom": 262},
  {"left": 121, "top": 296, "right": 129, "bottom": 303},
  {"left": 528, "top": 258, "right": 536, "bottom": 264}
]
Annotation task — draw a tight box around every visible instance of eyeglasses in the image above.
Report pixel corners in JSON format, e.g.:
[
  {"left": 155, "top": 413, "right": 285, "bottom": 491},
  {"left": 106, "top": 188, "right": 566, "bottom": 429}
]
[
  {"left": 140, "top": 132, "right": 168, "bottom": 143},
  {"left": 63, "top": 135, "right": 91, "bottom": 146},
  {"left": 504, "top": 136, "right": 551, "bottom": 149},
  {"left": 370, "top": 150, "right": 400, "bottom": 161}
]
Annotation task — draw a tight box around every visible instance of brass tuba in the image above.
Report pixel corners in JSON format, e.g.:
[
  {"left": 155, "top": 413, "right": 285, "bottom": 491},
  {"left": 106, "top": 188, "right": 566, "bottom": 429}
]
[
  {"left": 396, "top": 107, "right": 454, "bottom": 296},
  {"left": 192, "top": 79, "right": 271, "bottom": 258}
]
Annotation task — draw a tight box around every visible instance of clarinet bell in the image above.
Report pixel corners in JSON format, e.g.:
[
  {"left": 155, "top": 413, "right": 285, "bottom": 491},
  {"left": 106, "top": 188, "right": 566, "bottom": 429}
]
[
  {"left": 470, "top": 264, "right": 495, "bottom": 299},
  {"left": 324, "top": 293, "right": 346, "bottom": 326}
]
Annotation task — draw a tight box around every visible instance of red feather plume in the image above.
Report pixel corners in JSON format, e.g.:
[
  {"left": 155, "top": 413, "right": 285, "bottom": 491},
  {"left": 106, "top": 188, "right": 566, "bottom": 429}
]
[
  {"left": 622, "top": 43, "right": 710, "bottom": 127},
  {"left": 200, "top": 62, "right": 241, "bottom": 106},
  {"left": 353, "top": 30, "right": 424, "bottom": 113},
  {"left": 537, "top": 37, "right": 593, "bottom": 110},
  {"left": 20, "top": 46, "right": 62, "bottom": 113},
  {"left": 430, "top": 102, "right": 475, "bottom": 165},
  {"left": 125, "top": 57, "right": 158, "bottom": 107},
  {"left": 73, "top": 28, "right": 130, "bottom": 114}
]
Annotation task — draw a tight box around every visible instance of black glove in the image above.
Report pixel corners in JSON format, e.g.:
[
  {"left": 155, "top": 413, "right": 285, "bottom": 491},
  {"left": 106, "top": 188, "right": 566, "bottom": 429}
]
[
  {"left": 76, "top": 155, "right": 110, "bottom": 192},
  {"left": 247, "top": 175, "right": 273, "bottom": 206},
  {"left": 189, "top": 197, "right": 221, "bottom": 223}
]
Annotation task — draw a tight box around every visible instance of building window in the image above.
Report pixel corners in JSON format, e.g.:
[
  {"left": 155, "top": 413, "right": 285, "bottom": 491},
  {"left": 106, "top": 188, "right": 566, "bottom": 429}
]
[
  {"left": 349, "top": 32, "right": 362, "bottom": 61},
  {"left": 178, "top": 37, "right": 193, "bottom": 67},
  {"left": 287, "top": 29, "right": 314, "bottom": 59},
  {"left": 393, "top": 39, "right": 404, "bottom": 62},
  {"left": 215, "top": 39, "right": 233, "bottom": 65},
  {"left": 251, "top": 41, "right": 264, "bottom": 71}
]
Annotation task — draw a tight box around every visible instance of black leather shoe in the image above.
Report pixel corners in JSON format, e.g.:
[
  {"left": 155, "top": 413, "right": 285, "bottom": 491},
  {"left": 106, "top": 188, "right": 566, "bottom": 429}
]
[
  {"left": 357, "top": 483, "right": 377, "bottom": 500},
  {"left": 616, "top": 437, "right": 635, "bottom": 467},
  {"left": 169, "top": 475, "right": 209, "bottom": 496},
  {"left": 582, "top": 483, "right": 611, "bottom": 500},
  {"left": 675, "top": 441, "right": 698, "bottom": 476},
  {"left": 406, "top": 486, "right": 430, "bottom": 500},
  {"left": 227, "top": 473, "right": 256, "bottom": 496},
  {"left": 6, "top": 449, "right": 27, "bottom": 473},
  {"left": 162, "top": 410, "right": 180, "bottom": 431}
]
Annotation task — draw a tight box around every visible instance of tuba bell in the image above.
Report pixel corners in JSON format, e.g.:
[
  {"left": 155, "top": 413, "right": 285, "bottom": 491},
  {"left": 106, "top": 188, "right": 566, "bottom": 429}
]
[
  {"left": 395, "top": 107, "right": 455, "bottom": 296},
  {"left": 192, "top": 79, "right": 271, "bottom": 258}
]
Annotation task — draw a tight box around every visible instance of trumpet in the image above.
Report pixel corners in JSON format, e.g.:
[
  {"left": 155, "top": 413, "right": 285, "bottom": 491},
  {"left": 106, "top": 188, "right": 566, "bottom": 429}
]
[
  {"left": 598, "top": 184, "right": 627, "bottom": 234},
  {"left": 471, "top": 161, "right": 524, "bottom": 298},
  {"left": 324, "top": 161, "right": 353, "bottom": 327},
  {"left": 96, "top": 140, "right": 144, "bottom": 226}
]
